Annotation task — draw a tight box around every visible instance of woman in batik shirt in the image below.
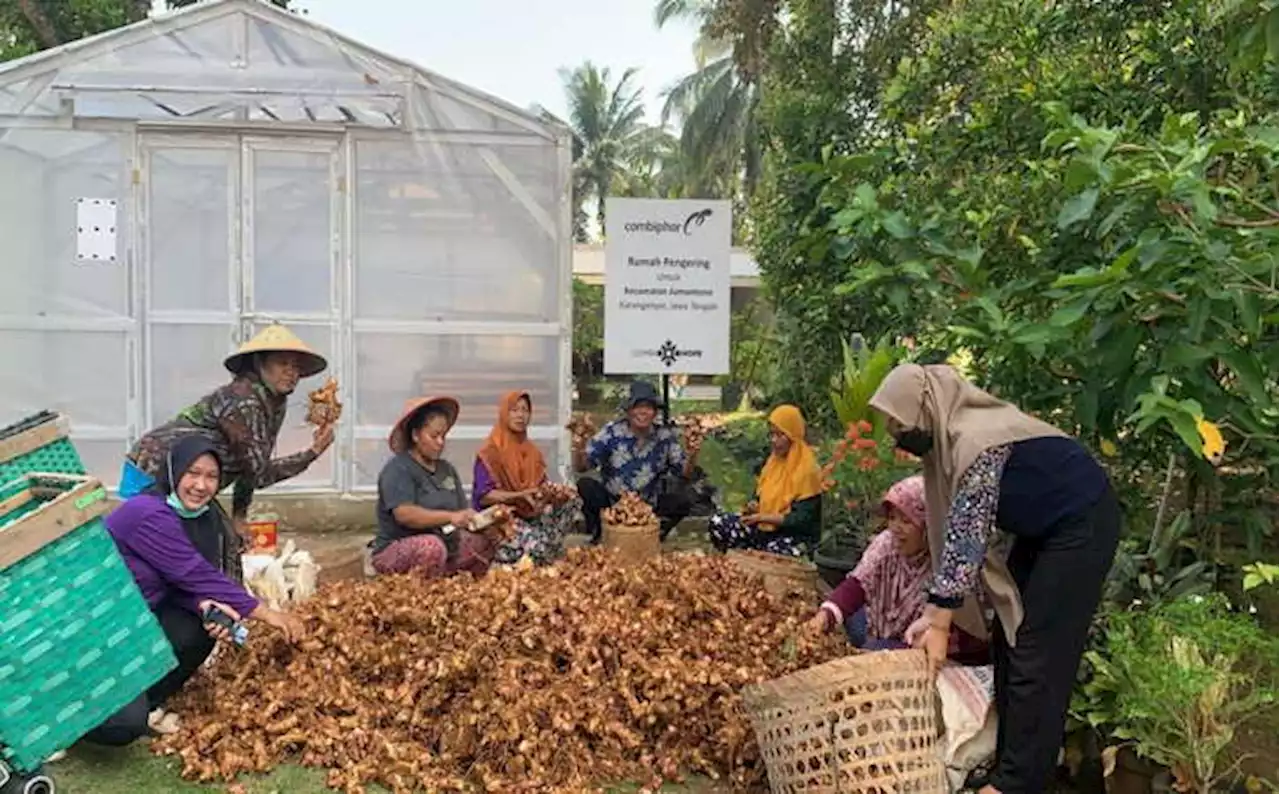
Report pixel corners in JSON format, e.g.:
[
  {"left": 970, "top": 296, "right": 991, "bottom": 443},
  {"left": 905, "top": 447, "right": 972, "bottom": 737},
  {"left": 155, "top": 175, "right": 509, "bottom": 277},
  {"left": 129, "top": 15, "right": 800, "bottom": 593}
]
[
  {"left": 869, "top": 363, "right": 1118, "bottom": 794},
  {"left": 122, "top": 324, "right": 335, "bottom": 532}
]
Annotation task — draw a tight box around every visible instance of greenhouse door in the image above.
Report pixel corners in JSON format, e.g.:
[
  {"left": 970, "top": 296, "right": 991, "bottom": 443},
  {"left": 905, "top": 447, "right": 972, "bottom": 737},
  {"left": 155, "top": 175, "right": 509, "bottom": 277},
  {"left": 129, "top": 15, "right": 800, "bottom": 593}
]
[{"left": 138, "top": 133, "right": 344, "bottom": 491}]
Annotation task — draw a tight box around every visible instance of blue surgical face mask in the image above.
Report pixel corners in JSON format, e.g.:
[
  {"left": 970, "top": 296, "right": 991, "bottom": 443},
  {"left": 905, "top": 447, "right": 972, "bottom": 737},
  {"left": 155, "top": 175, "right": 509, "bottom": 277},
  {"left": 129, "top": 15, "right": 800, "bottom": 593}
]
[{"left": 166, "top": 491, "right": 209, "bottom": 519}]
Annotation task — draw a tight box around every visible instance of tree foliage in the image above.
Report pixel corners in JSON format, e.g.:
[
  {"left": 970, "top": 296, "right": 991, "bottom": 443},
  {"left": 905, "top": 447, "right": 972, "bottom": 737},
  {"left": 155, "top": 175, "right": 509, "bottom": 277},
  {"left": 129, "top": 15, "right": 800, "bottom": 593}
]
[
  {"left": 560, "top": 62, "right": 654, "bottom": 236},
  {"left": 753, "top": 0, "right": 1278, "bottom": 545},
  {"left": 654, "top": 0, "right": 771, "bottom": 199},
  {"left": 571, "top": 277, "right": 605, "bottom": 377},
  {"left": 1, "top": 0, "right": 292, "bottom": 61},
  {"left": 749, "top": 0, "right": 941, "bottom": 411}
]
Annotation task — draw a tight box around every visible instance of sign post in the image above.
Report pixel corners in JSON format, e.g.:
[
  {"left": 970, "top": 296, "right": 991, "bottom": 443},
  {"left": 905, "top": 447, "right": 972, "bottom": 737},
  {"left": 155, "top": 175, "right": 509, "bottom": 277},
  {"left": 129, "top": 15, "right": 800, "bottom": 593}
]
[{"left": 603, "top": 198, "right": 732, "bottom": 422}]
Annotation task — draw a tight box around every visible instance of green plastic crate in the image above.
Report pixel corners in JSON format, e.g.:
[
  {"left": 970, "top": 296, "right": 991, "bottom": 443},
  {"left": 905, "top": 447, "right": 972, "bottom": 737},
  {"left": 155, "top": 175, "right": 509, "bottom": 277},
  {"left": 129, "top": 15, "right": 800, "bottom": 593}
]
[
  {"left": 0, "top": 412, "right": 86, "bottom": 484},
  {"left": 0, "top": 474, "right": 176, "bottom": 772}
]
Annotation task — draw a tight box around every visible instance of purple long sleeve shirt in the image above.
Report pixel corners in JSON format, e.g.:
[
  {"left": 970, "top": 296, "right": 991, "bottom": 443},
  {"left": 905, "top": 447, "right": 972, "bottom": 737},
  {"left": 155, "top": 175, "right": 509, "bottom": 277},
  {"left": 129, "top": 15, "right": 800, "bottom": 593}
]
[
  {"left": 105, "top": 494, "right": 259, "bottom": 619},
  {"left": 470, "top": 458, "right": 551, "bottom": 511},
  {"left": 471, "top": 458, "right": 497, "bottom": 511}
]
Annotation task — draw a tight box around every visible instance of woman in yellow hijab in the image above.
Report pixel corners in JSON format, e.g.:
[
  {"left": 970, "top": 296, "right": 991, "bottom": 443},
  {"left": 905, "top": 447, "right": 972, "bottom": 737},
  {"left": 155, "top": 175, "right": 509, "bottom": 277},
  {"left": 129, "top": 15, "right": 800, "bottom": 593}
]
[{"left": 707, "top": 404, "right": 824, "bottom": 557}]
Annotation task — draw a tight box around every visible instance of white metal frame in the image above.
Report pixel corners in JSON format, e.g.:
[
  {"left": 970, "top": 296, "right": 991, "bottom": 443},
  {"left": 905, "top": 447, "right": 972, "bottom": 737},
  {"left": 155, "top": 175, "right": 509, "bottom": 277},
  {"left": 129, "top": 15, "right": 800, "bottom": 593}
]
[
  {"left": 241, "top": 134, "right": 344, "bottom": 492},
  {"left": 0, "top": 0, "right": 563, "bottom": 141},
  {"left": 555, "top": 130, "right": 575, "bottom": 481},
  {"left": 0, "top": 0, "right": 576, "bottom": 497},
  {"left": 0, "top": 127, "right": 138, "bottom": 472},
  {"left": 137, "top": 132, "right": 242, "bottom": 439},
  {"left": 136, "top": 130, "right": 347, "bottom": 492}
]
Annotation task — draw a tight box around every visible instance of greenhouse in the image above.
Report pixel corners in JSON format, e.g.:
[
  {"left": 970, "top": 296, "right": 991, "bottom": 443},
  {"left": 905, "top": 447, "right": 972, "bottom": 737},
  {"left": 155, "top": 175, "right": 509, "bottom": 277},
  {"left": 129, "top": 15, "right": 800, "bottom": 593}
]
[{"left": 0, "top": 0, "right": 574, "bottom": 495}]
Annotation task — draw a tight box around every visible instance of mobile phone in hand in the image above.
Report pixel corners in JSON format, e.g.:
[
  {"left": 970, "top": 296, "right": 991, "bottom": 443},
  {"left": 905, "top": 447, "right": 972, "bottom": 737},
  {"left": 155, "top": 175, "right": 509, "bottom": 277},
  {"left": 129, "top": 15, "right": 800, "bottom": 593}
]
[{"left": 201, "top": 604, "right": 250, "bottom": 647}]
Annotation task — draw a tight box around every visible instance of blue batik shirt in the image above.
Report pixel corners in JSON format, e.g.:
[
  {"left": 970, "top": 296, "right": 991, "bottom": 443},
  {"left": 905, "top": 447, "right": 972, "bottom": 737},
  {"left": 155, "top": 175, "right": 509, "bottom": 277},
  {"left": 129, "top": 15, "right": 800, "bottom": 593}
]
[{"left": 585, "top": 419, "right": 686, "bottom": 502}]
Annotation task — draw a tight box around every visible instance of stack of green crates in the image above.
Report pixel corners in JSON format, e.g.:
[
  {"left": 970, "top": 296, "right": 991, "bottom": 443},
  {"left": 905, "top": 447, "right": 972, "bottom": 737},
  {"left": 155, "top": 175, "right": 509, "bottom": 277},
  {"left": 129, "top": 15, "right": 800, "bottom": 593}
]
[
  {"left": 0, "top": 443, "right": 176, "bottom": 772},
  {"left": 0, "top": 411, "right": 86, "bottom": 483}
]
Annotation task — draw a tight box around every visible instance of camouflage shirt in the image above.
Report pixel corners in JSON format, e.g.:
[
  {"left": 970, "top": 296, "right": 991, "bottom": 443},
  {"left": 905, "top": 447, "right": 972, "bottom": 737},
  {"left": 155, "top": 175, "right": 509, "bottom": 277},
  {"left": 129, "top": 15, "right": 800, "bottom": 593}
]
[{"left": 128, "top": 373, "right": 317, "bottom": 517}]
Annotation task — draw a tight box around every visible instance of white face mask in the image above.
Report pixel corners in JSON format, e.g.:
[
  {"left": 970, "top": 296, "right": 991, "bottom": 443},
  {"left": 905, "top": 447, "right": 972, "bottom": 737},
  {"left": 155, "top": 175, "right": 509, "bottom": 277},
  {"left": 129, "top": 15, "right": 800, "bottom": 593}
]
[{"left": 166, "top": 491, "right": 209, "bottom": 519}]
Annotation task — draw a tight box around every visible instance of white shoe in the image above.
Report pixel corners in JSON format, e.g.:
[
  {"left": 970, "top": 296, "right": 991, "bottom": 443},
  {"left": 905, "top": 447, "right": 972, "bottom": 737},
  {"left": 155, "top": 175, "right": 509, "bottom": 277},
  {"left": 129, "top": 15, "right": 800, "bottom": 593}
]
[{"left": 45, "top": 750, "right": 67, "bottom": 763}]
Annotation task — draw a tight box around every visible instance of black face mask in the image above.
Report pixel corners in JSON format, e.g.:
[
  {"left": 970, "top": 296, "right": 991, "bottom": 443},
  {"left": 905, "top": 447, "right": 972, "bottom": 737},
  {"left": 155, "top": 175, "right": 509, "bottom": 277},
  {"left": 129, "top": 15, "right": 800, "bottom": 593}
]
[{"left": 895, "top": 428, "right": 934, "bottom": 457}]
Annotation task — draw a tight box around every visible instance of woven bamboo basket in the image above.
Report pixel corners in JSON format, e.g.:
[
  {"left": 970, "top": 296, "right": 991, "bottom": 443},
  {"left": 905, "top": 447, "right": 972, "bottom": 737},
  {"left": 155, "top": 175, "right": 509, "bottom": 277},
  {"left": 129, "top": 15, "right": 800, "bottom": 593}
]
[
  {"left": 741, "top": 649, "right": 946, "bottom": 794},
  {"left": 727, "top": 549, "right": 819, "bottom": 596},
  {"left": 601, "top": 518, "right": 660, "bottom": 562}
]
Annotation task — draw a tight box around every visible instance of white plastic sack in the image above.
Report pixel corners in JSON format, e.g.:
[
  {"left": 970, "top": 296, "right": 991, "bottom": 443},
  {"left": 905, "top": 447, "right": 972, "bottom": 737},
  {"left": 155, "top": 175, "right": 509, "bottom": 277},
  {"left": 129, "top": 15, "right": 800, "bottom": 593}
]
[
  {"left": 936, "top": 664, "right": 998, "bottom": 791},
  {"left": 243, "top": 540, "right": 323, "bottom": 607}
]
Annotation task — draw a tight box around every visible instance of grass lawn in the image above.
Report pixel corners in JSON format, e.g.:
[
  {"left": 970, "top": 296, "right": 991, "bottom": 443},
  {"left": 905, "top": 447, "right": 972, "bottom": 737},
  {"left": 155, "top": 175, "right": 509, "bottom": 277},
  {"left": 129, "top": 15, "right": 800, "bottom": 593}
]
[
  {"left": 44, "top": 743, "right": 348, "bottom": 794},
  {"left": 45, "top": 742, "right": 729, "bottom": 793}
]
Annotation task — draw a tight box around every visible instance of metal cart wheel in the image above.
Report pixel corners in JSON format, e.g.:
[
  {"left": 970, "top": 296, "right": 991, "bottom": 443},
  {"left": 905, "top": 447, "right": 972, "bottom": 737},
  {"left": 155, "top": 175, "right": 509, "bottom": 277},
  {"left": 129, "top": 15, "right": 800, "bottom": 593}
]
[
  {"left": 0, "top": 764, "right": 54, "bottom": 794},
  {"left": 20, "top": 773, "right": 55, "bottom": 794}
]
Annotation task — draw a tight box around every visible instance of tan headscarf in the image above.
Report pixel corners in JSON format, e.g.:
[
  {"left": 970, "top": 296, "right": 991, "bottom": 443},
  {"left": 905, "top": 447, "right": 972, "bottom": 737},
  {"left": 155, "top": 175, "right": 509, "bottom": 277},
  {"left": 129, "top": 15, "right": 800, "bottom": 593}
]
[{"left": 869, "top": 364, "right": 1068, "bottom": 645}]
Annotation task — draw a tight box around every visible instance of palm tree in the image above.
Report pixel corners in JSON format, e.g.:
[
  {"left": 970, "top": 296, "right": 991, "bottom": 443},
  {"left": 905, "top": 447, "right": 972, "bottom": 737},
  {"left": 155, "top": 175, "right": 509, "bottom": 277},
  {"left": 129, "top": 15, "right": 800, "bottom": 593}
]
[
  {"left": 559, "top": 62, "right": 649, "bottom": 236},
  {"left": 653, "top": 0, "right": 773, "bottom": 198},
  {"left": 614, "top": 124, "right": 689, "bottom": 199}
]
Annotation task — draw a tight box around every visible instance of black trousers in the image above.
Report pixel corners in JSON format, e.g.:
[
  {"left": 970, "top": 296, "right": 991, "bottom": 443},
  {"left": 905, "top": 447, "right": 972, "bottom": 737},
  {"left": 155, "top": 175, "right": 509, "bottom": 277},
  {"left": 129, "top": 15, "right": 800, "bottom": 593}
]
[
  {"left": 82, "top": 601, "right": 215, "bottom": 747},
  {"left": 577, "top": 478, "right": 691, "bottom": 543},
  {"left": 989, "top": 486, "right": 1120, "bottom": 793}
]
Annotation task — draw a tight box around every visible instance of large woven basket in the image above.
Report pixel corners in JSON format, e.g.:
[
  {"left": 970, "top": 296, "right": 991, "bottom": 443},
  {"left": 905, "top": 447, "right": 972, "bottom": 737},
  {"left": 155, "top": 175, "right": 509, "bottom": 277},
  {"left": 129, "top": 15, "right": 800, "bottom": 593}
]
[
  {"left": 0, "top": 411, "right": 85, "bottom": 484},
  {"left": 727, "top": 549, "right": 819, "bottom": 596},
  {"left": 741, "top": 649, "right": 946, "bottom": 793},
  {"left": 601, "top": 518, "right": 661, "bottom": 562},
  {"left": 0, "top": 473, "right": 177, "bottom": 772}
]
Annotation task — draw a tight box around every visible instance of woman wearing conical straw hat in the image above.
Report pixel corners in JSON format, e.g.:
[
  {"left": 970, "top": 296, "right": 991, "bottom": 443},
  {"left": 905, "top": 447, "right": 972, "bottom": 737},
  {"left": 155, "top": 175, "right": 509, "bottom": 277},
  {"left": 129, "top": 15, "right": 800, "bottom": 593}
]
[{"left": 120, "top": 324, "right": 335, "bottom": 569}]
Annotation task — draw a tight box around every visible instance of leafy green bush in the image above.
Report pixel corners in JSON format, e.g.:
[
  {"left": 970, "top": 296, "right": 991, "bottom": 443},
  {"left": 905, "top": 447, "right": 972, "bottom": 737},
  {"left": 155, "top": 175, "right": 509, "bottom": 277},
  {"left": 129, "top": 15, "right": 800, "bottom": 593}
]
[
  {"left": 753, "top": 0, "right": 1278, "bottom": 560},
  {"left": 708, "top": 414, "right": 771, "bottom": 476},
  {"left": 1074, "top": 594, "right": 1278, "bottom": 794},
  {"left": 1102, "top": 510, "right": 1215, "bottom": 609},
  {"left": 571, "top": 278, "right": 604, "bottom": 377},
  {"left": 829, "top": 334, "right": 903, "bottom": 433}
]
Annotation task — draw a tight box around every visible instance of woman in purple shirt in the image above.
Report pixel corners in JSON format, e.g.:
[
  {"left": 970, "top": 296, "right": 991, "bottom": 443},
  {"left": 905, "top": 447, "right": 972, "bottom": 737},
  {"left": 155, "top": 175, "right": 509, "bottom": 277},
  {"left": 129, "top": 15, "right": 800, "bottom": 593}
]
[{"left": 84, "top": 436, "right": 304, "bottom": 746}]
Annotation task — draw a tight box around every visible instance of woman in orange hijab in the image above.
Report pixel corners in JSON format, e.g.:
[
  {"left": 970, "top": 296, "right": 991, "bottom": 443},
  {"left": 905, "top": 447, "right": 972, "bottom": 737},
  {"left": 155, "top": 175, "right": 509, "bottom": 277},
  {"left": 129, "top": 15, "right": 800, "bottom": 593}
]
[
  {"left": 707, "top": 404, "right": 824, "bottom": 557},
  {"left": 472, "top": 391, "right": 583, "bottom": 565}
]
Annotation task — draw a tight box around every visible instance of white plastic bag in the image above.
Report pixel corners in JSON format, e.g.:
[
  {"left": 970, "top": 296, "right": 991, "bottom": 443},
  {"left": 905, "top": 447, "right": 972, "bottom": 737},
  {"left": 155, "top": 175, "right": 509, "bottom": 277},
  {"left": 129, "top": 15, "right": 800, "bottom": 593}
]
[
  {"left": 243, "top": 540, "right": 323, "bottom": 607},
  {"left": 936, "top": 664, "right": 998, "bottom": 791}
]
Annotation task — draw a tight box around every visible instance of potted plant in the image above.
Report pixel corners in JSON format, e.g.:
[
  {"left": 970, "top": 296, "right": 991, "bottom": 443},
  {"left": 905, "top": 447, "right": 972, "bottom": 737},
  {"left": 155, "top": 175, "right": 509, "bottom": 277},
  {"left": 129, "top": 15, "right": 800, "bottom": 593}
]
[
  {"left": 1073, "top": 594, "right": 1278, "bottom": 794},
  {"left": 813, "top": 334, "right": 911, "bottom": 586},
  {"left": 814, "top": 420, "right": 919, "bottom": 587}
]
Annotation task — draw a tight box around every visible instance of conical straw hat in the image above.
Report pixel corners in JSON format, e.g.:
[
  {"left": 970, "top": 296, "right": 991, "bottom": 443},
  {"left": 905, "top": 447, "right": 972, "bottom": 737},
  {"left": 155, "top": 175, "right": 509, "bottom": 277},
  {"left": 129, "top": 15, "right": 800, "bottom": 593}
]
[
  {"left": 388, "top": 395, "right": 460, "bottom": 453},
  {"left": 224, "top": 323, "right": 327, "bottom": 378}
]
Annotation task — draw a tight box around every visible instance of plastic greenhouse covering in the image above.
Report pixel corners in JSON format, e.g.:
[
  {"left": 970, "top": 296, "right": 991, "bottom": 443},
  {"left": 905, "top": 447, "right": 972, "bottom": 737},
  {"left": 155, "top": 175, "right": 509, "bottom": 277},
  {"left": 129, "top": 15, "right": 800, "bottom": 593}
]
[{"left": 0, "top": 0, "right": 573, "bottom": 494}]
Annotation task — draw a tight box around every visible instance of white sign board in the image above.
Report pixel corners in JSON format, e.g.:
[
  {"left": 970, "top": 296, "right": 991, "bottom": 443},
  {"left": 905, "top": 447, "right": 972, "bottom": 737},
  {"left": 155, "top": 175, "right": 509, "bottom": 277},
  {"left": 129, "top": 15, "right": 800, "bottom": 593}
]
[{"left": 603, "top": 198, "right": 731, "bottom": 375}]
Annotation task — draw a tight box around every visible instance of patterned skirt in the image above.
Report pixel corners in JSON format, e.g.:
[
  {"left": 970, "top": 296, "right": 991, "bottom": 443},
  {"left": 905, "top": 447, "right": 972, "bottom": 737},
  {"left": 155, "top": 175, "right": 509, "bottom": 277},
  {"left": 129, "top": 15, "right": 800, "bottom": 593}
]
[
  {"left": 494, "top": 498, "right": 583, "bottom": 566},
  {"left": 371, "top": 531, "right": 497, "bottom": 579},
  {"left": 707, "top": 512, "right": 810, "bottom": 558}
]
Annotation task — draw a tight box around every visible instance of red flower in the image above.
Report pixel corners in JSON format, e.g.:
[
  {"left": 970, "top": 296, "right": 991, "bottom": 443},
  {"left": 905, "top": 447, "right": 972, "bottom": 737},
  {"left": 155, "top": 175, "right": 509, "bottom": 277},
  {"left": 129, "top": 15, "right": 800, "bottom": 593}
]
[
  {"left": 857, "top": 419, "right": 873, "bottom": 434},
  {"left": 857, "top": 456, "right": 879, "bottom": 472},
  {"left": 845, "top": 499, "right": 859, "bottom": 510},
  {"left": 845, "top": 424, "right": 861, "bottom": 440},
  {"left": 852, "top": 437, "right": 878, "bottom": 450}
]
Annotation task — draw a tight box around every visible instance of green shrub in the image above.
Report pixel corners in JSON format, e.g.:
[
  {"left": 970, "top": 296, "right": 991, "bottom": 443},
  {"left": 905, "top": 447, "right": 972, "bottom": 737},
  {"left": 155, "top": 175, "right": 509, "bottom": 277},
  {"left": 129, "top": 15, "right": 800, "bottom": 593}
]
[{"left": 1074, "top": 594, "right": 1278, "bottom": 794}]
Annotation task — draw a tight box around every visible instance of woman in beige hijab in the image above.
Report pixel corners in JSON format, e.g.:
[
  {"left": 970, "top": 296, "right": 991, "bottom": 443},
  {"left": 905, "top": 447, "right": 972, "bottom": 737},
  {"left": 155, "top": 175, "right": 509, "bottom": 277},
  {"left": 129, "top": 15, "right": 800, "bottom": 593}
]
[{"left": 870, "top": 363, "right": 1119, "bottom": 794}]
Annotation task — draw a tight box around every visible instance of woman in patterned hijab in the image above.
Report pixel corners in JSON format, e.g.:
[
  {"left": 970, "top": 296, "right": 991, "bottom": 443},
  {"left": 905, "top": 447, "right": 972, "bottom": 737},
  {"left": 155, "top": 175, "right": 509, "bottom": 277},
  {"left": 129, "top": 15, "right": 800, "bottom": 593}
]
[{"left": 807, "top": 475, "right": 988, "bottom": 662}]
